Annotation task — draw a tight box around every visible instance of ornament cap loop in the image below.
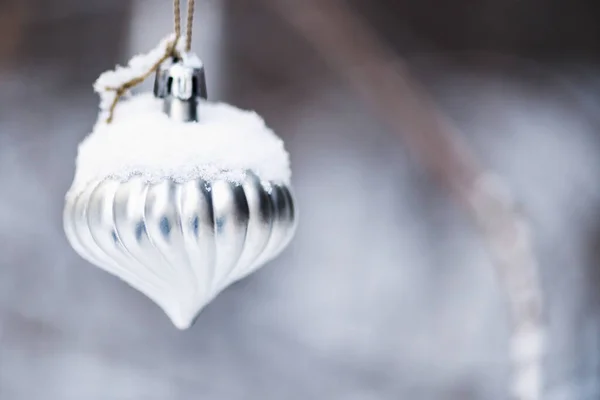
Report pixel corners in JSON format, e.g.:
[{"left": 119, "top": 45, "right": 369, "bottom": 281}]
[{"left": 153, "top": 52, "right": 208, "bottom": 122}]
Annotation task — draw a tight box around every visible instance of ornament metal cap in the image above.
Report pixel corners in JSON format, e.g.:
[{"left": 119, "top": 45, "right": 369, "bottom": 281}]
[{"left": 153, "top": 52, "right": 208, "bottom": 122}]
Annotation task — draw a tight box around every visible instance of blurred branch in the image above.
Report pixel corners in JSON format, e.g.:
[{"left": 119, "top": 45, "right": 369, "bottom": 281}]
[
  {"left": 0, "top": 1, "right": 28, "bottom": 66},
  {"left": 263, "top": 1, "right": 545, "bottom": 399}
]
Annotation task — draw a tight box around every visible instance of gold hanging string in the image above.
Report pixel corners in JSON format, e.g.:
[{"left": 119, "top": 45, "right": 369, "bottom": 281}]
[
  {"left": 104, "top": 0, "right": 196, "bottom": 123},
  {"left": 103, "top": 45, "right": 176, "bottom": 123},
  {"left": 174, "top": 0, "right": 196, "bottom": 52},
  {"left": 185, "top": 0, "right": 195, "bottom": 52},
  {"left": 174, "top": 0, "right": 182, "bottom": 41}
]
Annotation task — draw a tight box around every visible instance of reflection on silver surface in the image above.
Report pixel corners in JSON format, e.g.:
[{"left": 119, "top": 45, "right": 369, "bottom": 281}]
[
  {"left": 153, "top": 53, "right": 208, "bottom": 122},
  {"left": 63, "top": 170, "right": 297, "bottom": 328}
]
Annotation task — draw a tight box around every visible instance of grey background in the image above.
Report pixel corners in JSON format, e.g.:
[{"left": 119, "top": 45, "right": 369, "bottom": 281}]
[{"left": 1, "top": 1, "right": 599, "bottom": 399}]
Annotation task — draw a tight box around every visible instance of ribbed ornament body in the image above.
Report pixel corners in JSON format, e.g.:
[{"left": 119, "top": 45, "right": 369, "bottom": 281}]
[{"left": 64, "top": 171, "right": 296, "bottom": 329}]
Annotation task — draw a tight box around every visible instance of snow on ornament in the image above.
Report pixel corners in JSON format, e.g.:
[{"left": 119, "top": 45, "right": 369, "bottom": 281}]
[{"left": 63, "top": 31, "right": 297, "bottom": 330}]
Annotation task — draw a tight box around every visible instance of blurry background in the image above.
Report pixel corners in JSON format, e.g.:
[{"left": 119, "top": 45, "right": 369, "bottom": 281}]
[{"left": 1, "top": 0, "right": 600, "bottom": 399}]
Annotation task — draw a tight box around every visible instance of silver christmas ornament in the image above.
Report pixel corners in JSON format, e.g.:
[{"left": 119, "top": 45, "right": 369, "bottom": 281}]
[{"left": 64, "top": 52, "right": 297, "bottom": 329}]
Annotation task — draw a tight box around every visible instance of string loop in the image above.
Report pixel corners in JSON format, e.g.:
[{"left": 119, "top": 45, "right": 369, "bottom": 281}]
[{"left": 174, "top": 0, "right": 196, "bottom": 53}]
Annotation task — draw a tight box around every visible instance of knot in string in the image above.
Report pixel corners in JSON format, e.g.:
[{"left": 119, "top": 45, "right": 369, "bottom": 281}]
[{"left": 104, "top": 0, "right": 197, "bottom": 123}]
